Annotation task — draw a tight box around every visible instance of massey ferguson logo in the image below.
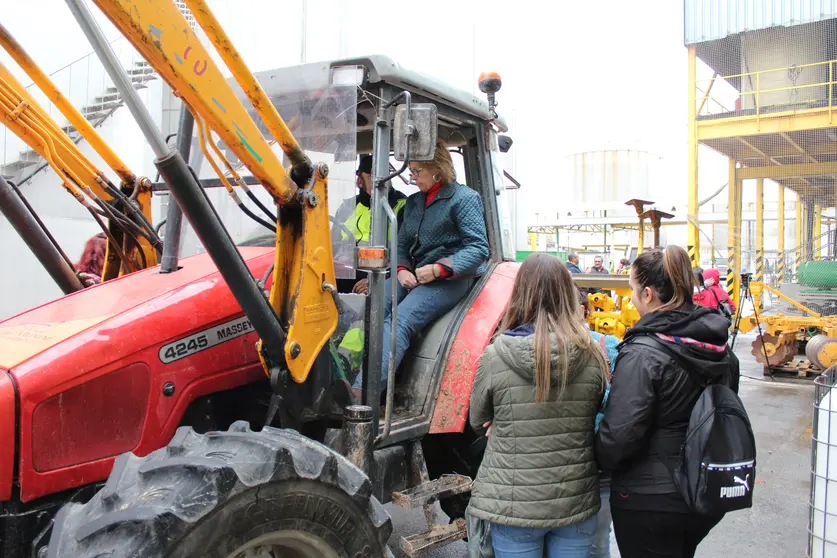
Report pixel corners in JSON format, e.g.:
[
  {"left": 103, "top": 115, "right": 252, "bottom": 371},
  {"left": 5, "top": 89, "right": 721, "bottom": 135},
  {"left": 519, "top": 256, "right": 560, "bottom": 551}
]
[{"left": 720, "top": 475, "right": 750, "bottom": 498}]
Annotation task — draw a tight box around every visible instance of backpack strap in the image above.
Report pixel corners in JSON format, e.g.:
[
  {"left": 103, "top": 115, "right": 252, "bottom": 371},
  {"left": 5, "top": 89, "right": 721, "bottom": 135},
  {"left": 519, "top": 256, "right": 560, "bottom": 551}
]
[
  {"left": 622, "top": 335, "right": 683, "bottom": 481},
  {"left": 708, "top": 286, "right": 722, "bottom": 306}
]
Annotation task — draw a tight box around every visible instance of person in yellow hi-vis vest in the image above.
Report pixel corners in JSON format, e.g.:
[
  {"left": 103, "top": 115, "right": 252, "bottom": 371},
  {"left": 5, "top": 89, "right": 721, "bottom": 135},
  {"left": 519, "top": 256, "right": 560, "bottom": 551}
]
[
  {"left": 331, "top": 155, "right": 407, "bottom": 389},
  {"left": 333, "top": 154, "right": 407, "bottom": 294}
]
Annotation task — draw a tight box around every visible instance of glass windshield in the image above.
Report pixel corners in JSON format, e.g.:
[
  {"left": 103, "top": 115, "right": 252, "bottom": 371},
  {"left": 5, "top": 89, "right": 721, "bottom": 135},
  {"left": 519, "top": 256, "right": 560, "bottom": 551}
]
[{"left": 180, "top": 82, "right": 358, "bottom": 279}]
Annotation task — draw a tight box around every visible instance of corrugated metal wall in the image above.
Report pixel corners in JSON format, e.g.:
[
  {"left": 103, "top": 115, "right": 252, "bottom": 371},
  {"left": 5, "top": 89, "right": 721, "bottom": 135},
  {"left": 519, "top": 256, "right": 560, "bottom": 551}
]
[{"left": 685, "top": 0, "right": 837, "bottom": 44}]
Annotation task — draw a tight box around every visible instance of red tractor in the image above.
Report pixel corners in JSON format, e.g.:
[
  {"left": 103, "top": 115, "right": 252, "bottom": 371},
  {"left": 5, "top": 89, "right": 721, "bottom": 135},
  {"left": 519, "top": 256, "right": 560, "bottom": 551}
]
[{"left": 0, "top": 3, "right": 520, "bottom": 553}]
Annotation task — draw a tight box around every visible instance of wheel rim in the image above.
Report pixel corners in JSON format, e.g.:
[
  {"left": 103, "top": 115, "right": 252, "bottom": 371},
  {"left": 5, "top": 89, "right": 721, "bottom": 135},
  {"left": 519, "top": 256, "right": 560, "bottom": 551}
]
[{"left": 225, "top": 530, "right": 341, "bottom": 558}]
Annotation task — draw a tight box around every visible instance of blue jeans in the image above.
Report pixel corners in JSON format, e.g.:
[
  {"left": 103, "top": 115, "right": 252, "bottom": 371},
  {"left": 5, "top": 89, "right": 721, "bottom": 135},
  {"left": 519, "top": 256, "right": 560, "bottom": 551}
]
[
  {"left": 490, "top": 515, "right": 597, "bottom": 557},
  {"left": 353, "top": 277, "right": 472, "bottom": 390},
  {"left": 589, "top": 486, "right": 612, "bottom": 558}
]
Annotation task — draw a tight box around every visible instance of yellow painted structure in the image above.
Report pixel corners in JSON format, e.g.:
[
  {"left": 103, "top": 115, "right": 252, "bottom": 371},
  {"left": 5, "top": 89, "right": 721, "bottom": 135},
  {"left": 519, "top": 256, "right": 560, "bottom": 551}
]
[
  {"left": 689, "top": 35, "right": 837, "bottom": 306},
  {"left": 686, "top": 46, "right": 700, "bottom": 266},
  {"left": 796, "top": 202, "right": 803, "bottom": 275},
  {"left": 777, "top": 185, "right": 785, "bottom": 283},
  {"left": 726, "top": 159, "right": 741, "bottom": 308}
]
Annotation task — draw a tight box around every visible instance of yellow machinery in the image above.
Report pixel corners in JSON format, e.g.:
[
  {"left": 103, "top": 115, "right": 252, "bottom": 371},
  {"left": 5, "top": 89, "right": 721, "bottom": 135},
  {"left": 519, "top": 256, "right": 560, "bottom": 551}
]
[
  {"left": 573, "top": 274, "right": 640, "bottom": 339},
  {"left": 96, "top": 0, "right": 339, "bottom": 384},
  {"left": 0, "top": 25, "right": 160, "bottom": 280},
  {"left": 740, "top": 281, "right": 837, "bottom": 372}
]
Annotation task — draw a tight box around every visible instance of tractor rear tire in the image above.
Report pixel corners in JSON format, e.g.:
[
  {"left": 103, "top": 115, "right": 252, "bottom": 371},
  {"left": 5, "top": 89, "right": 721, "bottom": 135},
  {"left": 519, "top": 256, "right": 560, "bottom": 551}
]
[{"left": 47, "top": 421, "right": 392, "bottom": 558}]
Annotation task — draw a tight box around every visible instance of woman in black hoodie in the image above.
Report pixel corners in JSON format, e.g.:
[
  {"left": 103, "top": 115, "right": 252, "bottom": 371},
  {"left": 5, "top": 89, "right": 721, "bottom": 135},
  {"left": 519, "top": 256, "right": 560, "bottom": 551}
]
[{"left": 595, "top": 246, "right": 739, "bottom": 558}]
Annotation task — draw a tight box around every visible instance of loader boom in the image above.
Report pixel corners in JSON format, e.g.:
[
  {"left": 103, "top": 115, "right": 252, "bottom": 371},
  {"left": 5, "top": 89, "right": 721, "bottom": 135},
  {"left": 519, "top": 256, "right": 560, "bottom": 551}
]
[
  {"left": 89, "top": 0, "right": 338, "bottom": 382},
  {"left": 0, "top": 54, "right": 159, "bottom": 278}
]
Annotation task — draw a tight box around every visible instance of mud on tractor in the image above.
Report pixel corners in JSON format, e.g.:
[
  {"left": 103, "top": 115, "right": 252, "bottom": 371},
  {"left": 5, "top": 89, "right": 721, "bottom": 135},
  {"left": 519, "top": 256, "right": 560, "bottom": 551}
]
[{"left": 0, "top": 1, "right": 523, "bottom": 556}]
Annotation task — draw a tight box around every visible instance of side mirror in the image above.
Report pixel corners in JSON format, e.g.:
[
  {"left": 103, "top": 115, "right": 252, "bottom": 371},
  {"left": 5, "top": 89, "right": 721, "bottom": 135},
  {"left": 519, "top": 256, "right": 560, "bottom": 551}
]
[
  {"left": 498, "top": 135, "right": 513, "bottom": 153},
  {"left": 393, "top": 103, "right": 437, "bottom": 162}
]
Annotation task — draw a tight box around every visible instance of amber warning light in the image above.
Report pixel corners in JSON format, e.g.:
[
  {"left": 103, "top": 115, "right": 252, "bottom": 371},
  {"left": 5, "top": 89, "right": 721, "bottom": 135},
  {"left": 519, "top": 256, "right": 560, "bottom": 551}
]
[
  {"left": 478, "top": 72, "right": 502, "bottom": 94},
  {"left": 478, "top": 72, "right": 502, "bottom": 119}
]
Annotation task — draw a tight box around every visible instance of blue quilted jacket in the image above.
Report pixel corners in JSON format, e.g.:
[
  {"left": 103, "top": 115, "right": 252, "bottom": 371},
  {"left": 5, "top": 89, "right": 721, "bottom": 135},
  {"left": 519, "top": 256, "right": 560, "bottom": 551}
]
[{"left": 397, "top": 181, "right": 489, "bottom": 278}]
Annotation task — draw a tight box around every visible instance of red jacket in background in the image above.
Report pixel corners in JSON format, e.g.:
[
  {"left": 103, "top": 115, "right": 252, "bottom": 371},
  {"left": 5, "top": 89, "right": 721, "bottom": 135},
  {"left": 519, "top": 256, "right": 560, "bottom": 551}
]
[{"left": 694, "top": 268, "right": 737, "bottom": 312}]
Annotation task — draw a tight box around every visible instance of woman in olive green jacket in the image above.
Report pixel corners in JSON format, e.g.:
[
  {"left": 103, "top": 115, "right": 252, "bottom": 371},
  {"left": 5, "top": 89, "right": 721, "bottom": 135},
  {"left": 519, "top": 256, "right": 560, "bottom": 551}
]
[{"left": 468, "top": 253, "right": 607, "bottom": 557}]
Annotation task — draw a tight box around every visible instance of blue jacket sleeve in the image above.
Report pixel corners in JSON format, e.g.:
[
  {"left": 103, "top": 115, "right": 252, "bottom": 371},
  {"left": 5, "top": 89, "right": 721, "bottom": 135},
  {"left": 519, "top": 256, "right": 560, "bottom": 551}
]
[
  {"left": 437, "top": 191, "right": 489, "bottom": 277},
  {"left": 396, "top": 198, "right": 415, "bottom": 271}
]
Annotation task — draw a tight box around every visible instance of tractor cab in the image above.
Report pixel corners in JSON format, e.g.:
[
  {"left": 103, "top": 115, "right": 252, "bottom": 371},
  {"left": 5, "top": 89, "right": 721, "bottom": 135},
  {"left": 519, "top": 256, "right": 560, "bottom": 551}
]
[{"left": 204, "top": 55, "right": 519, "bottom": 438}]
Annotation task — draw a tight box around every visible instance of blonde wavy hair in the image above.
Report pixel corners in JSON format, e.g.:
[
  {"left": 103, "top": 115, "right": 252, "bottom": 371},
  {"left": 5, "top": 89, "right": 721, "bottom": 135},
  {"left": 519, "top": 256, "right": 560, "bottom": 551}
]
[{"left": 424, "top": 139, "right": 456, "bottom": 185}]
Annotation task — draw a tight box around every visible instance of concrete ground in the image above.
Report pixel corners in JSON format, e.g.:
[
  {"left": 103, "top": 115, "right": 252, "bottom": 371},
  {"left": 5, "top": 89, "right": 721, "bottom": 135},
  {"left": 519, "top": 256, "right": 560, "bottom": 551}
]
[{"left": 387, "top": 331, "right": 816, "bottom": 557}]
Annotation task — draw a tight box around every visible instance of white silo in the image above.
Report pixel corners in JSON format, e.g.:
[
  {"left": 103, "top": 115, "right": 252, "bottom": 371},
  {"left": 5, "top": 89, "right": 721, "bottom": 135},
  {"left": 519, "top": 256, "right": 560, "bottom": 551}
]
[
  {"left": 568, "top": 149, "right": 652, "bottom": 207},
  {"left": 559, "top": 150, "right": 654, "bottom": 268}
]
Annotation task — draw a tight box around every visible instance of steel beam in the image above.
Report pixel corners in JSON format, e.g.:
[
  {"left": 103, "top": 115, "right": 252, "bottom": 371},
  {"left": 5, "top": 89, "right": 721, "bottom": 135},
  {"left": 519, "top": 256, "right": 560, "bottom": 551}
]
[
  {"left": 777, "top": 185, "right": 785, "bottom": 283},
  {"left": 796, "top": 199, "right": 803, "bottom": 277},
  {"left": 755, "top": 179, "right": 764, "bottom": 311},
  {"left": 697, "top": 107, "right": 837, "bottom": 140},
  {"left": 571, "top": 274, "right": 630, "bottom": 291},
  {"left": 815, "top": 205, "right": 823, "bottom": 260},
  {"left": 727, "top": 159, "right": 741, "bottom": 309},
  {"left": 160, "top": 106, "right": 193, "bottom": 273},
  {"left": 687, "top": 46, "right": 700, "bottom": 267},
  {"left": 737, "top": 162, "right": 837, "bottom": 180},
  {"left": 637, "top": 218, "right": 645, "bottom": 255}
]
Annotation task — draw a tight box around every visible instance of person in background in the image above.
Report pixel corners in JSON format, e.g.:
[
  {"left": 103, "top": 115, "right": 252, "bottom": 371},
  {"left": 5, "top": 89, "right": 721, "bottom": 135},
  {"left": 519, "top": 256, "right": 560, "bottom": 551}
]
[
  {"left": 694, "top": 267, "right": 737, "bottom": 312},
  {"left": 567, "top": 252, "right": 583, "bottom": 275},
  {"left": 333, "top": 154, "right": 407, "bottom": 294},
  {"left": 585, "top": 256, "right": 608, "bottom": 294},
  {"left": 351, "top": 139, "right": 489, "bottom": 399},
  {"left": 586, "top": 255, "right": 608, "bottom": 275},
  {"left": 616, "top": 258, "right": 630, "bottom": 275},
  {"left": 595, "top": 246, "right": 739, "bottom": 558},
  {"left": 569, "top": 253, "right": 591, "bottom": 311},
  {"left": 76, "top": 233, "right": 107, "bottom": 287},
  {"left": 468, "top": 253, "right": 607, "bottom": 557}
]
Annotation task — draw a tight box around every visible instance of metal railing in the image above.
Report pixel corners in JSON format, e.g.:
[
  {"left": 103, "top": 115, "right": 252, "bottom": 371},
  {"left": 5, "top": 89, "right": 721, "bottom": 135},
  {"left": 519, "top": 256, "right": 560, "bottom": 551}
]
[
  {"left": 2, "top": 36, "right": 153, "bottom": 179},
  {"left": 696, "top": 58, "right": 837, "bottom": 120}
]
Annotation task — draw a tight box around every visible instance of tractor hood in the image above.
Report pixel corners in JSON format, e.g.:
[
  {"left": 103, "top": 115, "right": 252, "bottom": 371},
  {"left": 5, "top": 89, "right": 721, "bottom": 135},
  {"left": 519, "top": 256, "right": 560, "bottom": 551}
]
[
  {"left": 0, "top": 247, "right": 274, "bottom": 502},
  {"left": 0, "top": 248, "right": 271, "bottom": 371}
]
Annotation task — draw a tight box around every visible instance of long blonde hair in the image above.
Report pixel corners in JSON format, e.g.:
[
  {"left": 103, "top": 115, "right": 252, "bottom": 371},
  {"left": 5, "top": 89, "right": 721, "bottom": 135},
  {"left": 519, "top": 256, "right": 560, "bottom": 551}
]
[{"left": 498, "top": 253, "right": 607, "bottom": 402}]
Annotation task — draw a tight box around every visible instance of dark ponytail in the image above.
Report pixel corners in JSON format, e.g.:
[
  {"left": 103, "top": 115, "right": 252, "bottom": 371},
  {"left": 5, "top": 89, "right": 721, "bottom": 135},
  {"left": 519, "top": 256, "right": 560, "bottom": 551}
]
[{"left": 632, "top": 245, "right": 694, "bottom": 311}]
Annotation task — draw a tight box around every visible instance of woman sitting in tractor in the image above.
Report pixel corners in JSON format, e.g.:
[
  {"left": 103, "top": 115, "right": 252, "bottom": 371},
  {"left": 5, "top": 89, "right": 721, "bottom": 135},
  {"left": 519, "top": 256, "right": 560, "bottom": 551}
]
[{"left": 352, "top": 139, "right": 489, "bottom": 396}]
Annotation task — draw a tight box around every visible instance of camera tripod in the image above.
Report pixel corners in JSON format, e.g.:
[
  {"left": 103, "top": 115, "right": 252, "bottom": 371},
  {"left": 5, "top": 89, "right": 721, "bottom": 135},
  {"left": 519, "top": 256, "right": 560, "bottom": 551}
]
[{"left": 730, "top": 273, "right": 773, "bottom": 378}]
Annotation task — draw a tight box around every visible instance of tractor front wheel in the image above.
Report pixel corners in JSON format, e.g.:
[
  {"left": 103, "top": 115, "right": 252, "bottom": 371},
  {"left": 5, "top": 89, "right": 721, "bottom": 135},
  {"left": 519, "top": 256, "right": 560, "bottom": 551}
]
[{"left": 47, "top": 422, "right": 392, "bottom": 558}]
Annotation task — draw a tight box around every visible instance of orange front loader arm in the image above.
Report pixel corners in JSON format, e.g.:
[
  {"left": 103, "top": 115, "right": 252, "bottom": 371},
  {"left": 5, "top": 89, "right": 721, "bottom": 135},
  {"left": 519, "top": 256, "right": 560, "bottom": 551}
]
[{"left": 0, "top": 60, "right": 159, "bottom": 278}]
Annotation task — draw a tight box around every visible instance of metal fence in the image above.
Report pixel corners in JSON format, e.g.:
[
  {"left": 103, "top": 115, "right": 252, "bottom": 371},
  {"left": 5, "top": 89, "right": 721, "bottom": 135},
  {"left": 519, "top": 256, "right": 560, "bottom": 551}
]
[{"left": 810, "top": 368, "right": 837, "bottom": 557}]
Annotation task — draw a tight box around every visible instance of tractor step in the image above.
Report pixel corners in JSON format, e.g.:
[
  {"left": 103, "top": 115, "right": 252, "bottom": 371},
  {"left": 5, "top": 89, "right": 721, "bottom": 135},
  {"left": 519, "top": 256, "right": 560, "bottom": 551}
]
[
  {"left": 391, "top": 474, "right": 472, "bottom": 509},
  {"left": 399, "top": 518, "right": 467, "bottom": 557}
]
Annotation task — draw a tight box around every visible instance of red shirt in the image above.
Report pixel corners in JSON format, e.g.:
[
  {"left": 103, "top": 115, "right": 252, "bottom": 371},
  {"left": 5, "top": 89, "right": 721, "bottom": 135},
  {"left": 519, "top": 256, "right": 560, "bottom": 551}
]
[
  {"left": 425, "top": 181, "right": 443, "bottom": 206},
  {"left": 398, "top": 182, "right": 451, "bottom": 279}
]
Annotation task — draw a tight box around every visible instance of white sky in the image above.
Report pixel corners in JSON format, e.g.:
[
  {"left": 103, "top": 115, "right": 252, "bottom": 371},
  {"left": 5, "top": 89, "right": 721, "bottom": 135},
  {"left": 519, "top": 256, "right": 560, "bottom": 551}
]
[{"left": 1, "top": 0, "right": 768, "bottom": 243}]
